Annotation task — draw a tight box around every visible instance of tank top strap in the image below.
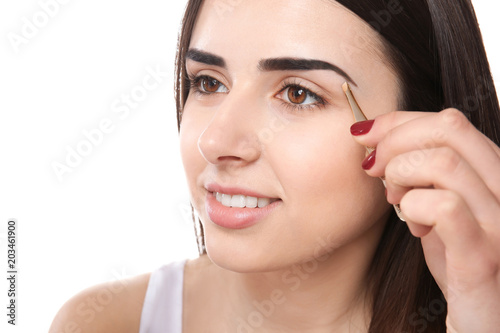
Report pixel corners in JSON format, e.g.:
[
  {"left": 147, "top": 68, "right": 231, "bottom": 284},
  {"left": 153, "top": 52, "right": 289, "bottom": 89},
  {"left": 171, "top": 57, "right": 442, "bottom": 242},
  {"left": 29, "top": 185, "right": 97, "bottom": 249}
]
[{"left": 139, "top": 259, "right": 187, "bottom": 333}]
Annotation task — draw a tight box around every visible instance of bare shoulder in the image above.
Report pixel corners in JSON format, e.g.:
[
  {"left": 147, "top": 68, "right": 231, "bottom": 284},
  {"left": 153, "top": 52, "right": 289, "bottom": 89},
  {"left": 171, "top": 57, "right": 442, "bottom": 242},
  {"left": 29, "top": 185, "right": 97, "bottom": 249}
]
[{"left": 49, "top": 272, "right": 151, "bottom": 333}]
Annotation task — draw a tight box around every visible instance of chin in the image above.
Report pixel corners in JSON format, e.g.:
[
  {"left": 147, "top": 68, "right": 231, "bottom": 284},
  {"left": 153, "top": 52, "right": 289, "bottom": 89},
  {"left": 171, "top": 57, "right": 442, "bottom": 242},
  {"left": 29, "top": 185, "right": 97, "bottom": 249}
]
[{"left": 202, "top": 226, "right": 283, "bottom": 273}]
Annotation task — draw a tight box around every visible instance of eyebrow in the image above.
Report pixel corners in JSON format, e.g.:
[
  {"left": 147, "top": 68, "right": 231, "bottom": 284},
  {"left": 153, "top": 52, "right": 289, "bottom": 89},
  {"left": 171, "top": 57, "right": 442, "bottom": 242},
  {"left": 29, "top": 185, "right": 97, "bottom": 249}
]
[
  {"left": 186, "top": 48, "right": 357, "bottom": 87},
  {"left": 259, "top": 58, "right": 357, "bottom": 87},
  {"left": 186, "top": 49, "right": 226, "bottom": 68}
]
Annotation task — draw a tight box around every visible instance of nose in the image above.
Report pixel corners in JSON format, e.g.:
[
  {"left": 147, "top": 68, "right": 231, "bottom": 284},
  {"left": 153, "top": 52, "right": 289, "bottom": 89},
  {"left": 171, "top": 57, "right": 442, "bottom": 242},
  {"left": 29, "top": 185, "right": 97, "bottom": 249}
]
[{"left": 197, "top": 91, "right": 262, "bottom": 166}]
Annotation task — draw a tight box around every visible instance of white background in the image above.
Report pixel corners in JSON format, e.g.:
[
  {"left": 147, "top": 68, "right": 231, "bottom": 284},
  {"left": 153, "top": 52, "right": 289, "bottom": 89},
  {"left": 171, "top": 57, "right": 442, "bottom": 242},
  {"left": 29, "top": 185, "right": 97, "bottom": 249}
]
[{"left": 0, "top": 1, "right": 498, "bottom": 332}]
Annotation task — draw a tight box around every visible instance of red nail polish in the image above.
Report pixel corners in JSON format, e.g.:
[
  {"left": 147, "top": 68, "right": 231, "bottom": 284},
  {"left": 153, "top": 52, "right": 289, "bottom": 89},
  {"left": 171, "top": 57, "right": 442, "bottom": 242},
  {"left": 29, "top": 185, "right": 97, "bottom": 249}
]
[
  {"left": 350, "top": 120, "right": 375, "bottom": 136},
  {"left": 362, "top": 150, "right": 376, "bottom": 170}
]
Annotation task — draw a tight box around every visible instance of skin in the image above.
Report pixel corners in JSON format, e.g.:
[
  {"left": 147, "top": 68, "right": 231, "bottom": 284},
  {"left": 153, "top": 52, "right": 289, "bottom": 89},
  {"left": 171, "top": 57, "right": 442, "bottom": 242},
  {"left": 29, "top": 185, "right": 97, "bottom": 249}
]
[
  {"left": 181, "top": 0, "right": 397, "bottom": 273},
  {"left": 355, "top": 110, "right": 500, "bottom": 332},
  {"left": 50, "top": 0, "right": 500, "bottom": 332},
  {"left": 180, "top": 0, "right": 500, "bottom": 331},
  {"left": 180, "top": 0, "right": 397, "bottom": 331},
  {"left": 49, "top": 273, "right": 150, "bottom": 333}
]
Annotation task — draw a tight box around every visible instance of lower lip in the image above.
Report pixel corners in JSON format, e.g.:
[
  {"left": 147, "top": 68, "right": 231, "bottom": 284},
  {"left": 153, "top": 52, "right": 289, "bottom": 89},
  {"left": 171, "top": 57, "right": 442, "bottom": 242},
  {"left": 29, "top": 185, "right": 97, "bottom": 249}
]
[{"left": 205, "top": 193, "right": 281, "bottom": 229}]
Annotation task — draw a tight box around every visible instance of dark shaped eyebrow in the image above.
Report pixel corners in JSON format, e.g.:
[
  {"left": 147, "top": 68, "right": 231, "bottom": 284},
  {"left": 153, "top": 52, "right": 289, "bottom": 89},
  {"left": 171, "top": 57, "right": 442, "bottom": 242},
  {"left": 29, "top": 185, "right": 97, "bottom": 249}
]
[
  {"left": 186, "top": 49, "right": 226, "bottom": 68},
  {"left": 186, "top": 49, "right": 357, "bottom": 87},
  {"left": 259, "top": 58, "right": 357, "bottom": 87}
]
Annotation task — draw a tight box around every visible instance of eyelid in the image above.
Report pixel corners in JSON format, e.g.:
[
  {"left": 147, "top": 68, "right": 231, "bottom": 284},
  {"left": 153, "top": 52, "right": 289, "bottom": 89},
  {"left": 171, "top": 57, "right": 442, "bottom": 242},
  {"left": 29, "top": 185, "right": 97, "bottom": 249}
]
[
  {"left": 282, "top": 77, "right": 330, "bottom": 98},
  {"left": 187, "top": 68, "right": 230, "bottom": 86},
  {"left": 275, "top": 78, "right": 329, "bottom": 110},
  {"left": 187, "top": 70, "right": 330, "bottom": 112},
  {"left": 187, "top": 72, "right": 230, "bottom": 95}
]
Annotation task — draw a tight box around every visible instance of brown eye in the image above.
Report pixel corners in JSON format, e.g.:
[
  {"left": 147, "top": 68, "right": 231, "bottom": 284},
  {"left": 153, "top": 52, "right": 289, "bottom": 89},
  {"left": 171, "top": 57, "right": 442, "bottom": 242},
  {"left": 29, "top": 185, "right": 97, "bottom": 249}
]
[
  {"left": 287, "top": 86, "right": 307, "bottom": 104},
  {"left": 201, "top": 78, "right": 223, "bottom": 93},
  {"left": 276, "top": 82, "right": 325, "bottom": 111}
]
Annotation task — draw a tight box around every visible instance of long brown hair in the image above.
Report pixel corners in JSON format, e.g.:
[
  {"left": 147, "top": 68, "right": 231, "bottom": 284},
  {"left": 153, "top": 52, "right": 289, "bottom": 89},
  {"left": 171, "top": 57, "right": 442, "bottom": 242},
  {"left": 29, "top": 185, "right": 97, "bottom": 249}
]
[{"left": 174, "top": 0, "right": 500, "bottom": 332}]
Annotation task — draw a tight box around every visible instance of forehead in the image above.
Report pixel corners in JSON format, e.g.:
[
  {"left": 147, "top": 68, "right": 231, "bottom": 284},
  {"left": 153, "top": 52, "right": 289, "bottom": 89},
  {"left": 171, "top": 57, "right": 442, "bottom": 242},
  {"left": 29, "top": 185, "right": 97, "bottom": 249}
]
[{"left": 189, "top": 0, "right": 388, "bottom": 77}]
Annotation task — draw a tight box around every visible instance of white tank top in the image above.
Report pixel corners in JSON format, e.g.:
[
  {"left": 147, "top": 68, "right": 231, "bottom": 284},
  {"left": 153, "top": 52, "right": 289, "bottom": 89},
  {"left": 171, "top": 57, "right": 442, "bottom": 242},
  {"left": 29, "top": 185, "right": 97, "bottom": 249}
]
[{"left": 139, "top": 259, "right": 187, "bottom": 333}]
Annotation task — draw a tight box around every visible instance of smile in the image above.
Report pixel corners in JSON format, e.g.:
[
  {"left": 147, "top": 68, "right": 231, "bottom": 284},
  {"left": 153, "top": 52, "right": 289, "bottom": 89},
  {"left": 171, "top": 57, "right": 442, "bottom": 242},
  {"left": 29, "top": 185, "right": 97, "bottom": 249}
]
[{"left": 214, "top": 192, "right": 279, "bottom": 208}]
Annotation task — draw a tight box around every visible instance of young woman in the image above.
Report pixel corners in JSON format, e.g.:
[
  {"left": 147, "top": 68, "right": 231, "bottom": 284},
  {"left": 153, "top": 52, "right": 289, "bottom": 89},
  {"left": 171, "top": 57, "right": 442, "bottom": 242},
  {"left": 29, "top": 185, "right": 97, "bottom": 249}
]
[{"left": 51, "top": 0, "right": 500, "bottom": 332}]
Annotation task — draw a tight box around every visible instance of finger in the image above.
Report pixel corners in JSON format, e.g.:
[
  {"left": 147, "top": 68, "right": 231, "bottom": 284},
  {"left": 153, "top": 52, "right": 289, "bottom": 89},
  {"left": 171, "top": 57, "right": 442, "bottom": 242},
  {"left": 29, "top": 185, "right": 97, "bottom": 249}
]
[
  {"left": 485, "top": 134, "right": 500, "bottom": 159},
  {"left": 351, "top": 110, "right": 433, "bottom": 144},
  {"left": 400, "top": 188, "right": 485, "bottom": 259},
  {"left": 403, "top": 189, "right": 500, "bottom": 300},
  {"left": 351, "top": 108, "right": 499, "bottom": 159},
  {"left": 385, "top": 147, "right": 500, "bottom": 228},
  {"left": 356, "top": 109, "right": 500, "bottom": 200}
]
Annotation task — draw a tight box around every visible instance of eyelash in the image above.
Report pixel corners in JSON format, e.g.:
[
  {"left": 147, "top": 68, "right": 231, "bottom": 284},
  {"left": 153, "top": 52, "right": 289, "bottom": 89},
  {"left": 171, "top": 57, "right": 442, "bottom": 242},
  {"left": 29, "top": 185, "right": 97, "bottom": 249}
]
[
  {"left": 188, "top": 74, "right": 225, "bottom": 96},
  {"left": 187, "top": 74, "right": 328, "bottom": 111},
  {"left": 277, "top": 78, "right": 327, "bottom": 111}
]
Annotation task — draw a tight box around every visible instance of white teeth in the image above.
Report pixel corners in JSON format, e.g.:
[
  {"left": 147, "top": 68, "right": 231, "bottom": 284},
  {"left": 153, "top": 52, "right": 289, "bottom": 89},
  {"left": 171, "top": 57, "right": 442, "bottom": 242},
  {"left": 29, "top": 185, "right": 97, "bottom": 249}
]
[
  {"left": 258, "top": 198, "right": 270, "bottom": 208},
  {"left": 214, "top": 192, "right": 277, "bottom": 208},
  {"left": 245, "top": 196, "right": 258, "bottom": 208},
  {"left": 221, "top": 194, "right": 232, "bottom": 207},
  {"left": 231, "top": 195, "right": 246, "bottom": 208}
]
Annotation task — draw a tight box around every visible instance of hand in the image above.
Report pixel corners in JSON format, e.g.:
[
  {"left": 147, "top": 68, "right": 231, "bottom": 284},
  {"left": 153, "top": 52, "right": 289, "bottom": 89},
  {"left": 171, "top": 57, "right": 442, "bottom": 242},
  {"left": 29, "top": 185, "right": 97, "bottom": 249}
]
[{"left": 351, "top": 108, "right": 500, "bottom": 332}]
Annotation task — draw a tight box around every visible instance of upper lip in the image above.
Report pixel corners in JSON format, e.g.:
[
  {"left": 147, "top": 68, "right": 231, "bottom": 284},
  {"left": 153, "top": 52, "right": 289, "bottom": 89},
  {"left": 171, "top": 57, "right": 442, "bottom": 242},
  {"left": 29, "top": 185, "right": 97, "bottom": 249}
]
[{"left": 205, "top": 183, "right": 279, "bottom": 199}]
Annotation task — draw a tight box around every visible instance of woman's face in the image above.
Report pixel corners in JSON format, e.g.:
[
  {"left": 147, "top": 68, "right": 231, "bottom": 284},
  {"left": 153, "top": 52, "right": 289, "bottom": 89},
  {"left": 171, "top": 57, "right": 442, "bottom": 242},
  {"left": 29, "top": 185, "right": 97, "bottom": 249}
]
[{"left": 180, "top": 0, "right": 399, "bottom": 272}]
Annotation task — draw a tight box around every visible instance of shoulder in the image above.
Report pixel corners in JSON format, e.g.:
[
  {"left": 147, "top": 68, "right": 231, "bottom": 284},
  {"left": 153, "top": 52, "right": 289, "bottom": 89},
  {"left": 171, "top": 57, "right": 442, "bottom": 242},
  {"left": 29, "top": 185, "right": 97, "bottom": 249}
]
[{"left": 49, "top": 272, "right": 151, "bottom": 333}]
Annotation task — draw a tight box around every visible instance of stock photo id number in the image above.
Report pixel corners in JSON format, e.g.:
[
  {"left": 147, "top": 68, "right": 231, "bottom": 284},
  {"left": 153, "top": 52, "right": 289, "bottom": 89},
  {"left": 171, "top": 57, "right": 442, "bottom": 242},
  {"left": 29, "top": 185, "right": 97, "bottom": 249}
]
[{"left": 6, "top": 219, "right": 18, "bottom": 326}]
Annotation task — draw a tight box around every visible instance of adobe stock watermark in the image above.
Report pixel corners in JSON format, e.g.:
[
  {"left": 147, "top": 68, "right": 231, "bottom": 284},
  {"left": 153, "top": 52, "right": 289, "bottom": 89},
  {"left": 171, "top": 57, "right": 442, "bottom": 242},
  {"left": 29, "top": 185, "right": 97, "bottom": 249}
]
[
  {"left": 7, "top": 0, "right": 72, "bottom": 54},
  {"left": 404, "top": 287, "right": 458, "bottom": 333},
  {"left": 51, "top": 64, "right": 168, "bottom": 182},
  {"left": 366, "top": 0, "right": 404, "bottom": 32},
  {"left": 406, "top": 293, "right": 447, "bottom": 333},
  {"left": 233, "top": 113, "right": 292, "bottom": 161},
  {"left": 393, "top": 109, "right": 471, "bottom": 180},
  {"left": 236, "top": 234, "right": 337, "bottom": 333},
  {"left": 340, "top": 0, "right": 405, "bottom": 61},
  {"left": 177, "top": 201, "right": 203, "bottom": 230},
  {"left": 51, "top": 267, "right": 131, "bottom": 333},
  {"left": 178, "top": 113, "right": 293, "bottom": 245},
  {"left": 213, "top": 0, "right": 243, "bottom": 19},
  {"left": 454, "top": 75, "right": 496, "bottom": 115}
]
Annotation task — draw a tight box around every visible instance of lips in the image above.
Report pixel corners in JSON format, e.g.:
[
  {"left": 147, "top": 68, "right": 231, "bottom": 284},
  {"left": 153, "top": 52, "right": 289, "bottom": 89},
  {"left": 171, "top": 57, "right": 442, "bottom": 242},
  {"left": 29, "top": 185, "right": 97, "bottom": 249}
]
[{"left": 205, "top": 184, "right": 281, "bottom": 229}]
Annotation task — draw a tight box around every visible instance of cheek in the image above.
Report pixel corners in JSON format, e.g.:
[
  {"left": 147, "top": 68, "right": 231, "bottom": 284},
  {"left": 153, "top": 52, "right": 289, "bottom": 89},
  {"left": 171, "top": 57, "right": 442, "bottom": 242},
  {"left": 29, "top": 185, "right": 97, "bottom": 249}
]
[
  {"left": 267, "top": 116, "right": 388, "bottom": 228},
  {"left": 269, "top": 118, "right": 361, "bottom": 196}
]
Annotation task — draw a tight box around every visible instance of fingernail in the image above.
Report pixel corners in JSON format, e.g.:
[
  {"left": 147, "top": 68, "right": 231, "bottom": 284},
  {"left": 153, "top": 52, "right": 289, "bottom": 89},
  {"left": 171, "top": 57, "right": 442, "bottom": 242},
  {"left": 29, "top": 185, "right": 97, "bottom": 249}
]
[
  {"left": 350, "top": 119, "right": 375, "bottom": 136},
  {"left": 362, "top": 150, "right": 376, "bottom": 170}
]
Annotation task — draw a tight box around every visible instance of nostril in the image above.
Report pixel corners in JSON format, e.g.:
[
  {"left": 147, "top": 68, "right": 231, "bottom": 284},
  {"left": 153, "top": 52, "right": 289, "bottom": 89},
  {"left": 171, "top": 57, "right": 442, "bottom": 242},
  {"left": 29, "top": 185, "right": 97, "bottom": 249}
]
[
  {"left": 217, "top": 156, "right": 243, "bottom": 162},
  {"left": 198, "top": 129, "right": 261, "bottom": 165}
]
